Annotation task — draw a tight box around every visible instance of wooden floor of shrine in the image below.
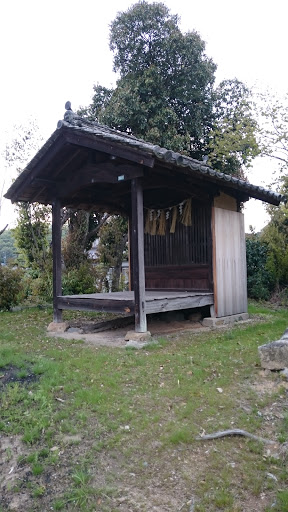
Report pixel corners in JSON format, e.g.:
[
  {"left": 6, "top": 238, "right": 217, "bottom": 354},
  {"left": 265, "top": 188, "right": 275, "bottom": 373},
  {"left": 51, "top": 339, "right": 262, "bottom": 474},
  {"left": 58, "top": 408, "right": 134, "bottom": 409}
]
[{"left": 57, "top": 290, "right": 214, "bottom": 315}]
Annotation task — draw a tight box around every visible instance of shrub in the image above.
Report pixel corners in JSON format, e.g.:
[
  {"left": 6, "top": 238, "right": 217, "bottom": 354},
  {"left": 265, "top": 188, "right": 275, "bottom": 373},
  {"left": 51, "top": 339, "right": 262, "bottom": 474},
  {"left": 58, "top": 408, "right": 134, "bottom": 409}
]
[
  {"left": 62, "top": 262, "right": 103, "bottom": 295},
  {"left": 0, "top": 265, "right": 24, "bottom": 311},
  {"left": 246, "top": 237, "right": 275, "bottom": 300}
]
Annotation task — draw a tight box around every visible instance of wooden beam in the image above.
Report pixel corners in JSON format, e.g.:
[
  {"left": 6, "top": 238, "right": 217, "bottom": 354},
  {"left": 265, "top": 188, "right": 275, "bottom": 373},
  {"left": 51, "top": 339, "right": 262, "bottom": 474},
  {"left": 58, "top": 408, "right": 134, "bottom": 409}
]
[
  {"left": 52, "top": 199, "right": 63, "bottom": 322},
  {"left": 131, "top": 178, "right": 147, "bottom": 332},
  {"left": 8, "top": 134, "right": 66, "bottom": 202},
  {"left": 57, "top": 296, "right": 134, "bottom": 314},
  {"left": 64, "top": 131, "right": 155, "bottom": 168},
  {"left": 57, "top": 164, "right": 144, "bottom": 198},
  {"left": 145, "top": 292, "right": 214, "bottom": 314}
]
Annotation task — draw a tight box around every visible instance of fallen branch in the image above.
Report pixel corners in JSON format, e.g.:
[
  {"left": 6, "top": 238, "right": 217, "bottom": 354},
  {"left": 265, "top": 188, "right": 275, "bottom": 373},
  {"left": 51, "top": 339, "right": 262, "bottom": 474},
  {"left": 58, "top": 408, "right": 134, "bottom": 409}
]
[{"left": 196, "top": 429, "right": 275, "bottom": 445}]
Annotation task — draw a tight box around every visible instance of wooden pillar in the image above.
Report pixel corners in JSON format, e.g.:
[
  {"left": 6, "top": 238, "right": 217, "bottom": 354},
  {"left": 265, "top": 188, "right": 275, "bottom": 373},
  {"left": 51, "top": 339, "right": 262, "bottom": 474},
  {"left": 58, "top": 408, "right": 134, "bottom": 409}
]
[
  {"left": 131, "top": 178, "right": 147, "bottom": 332},
  {"left": 52, "top": 199, "right": 63, "bottom": 323}
]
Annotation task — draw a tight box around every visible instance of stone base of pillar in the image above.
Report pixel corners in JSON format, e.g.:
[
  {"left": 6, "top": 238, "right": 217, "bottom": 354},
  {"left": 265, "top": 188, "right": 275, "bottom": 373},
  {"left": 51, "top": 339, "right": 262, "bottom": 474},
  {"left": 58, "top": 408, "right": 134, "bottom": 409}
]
[
  {"left": 47, "top": 321, "right": 69, "bottom": 333},
  {"left": 124, "top": 330, "right": 151, "bottom": 342}
]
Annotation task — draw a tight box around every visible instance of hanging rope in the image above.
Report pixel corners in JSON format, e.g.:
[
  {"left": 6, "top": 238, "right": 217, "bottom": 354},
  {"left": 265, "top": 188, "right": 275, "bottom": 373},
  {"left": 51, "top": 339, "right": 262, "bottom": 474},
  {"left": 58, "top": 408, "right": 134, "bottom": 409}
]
[{"left": 144, "top": 198, "right": 193, "bottom": 236}]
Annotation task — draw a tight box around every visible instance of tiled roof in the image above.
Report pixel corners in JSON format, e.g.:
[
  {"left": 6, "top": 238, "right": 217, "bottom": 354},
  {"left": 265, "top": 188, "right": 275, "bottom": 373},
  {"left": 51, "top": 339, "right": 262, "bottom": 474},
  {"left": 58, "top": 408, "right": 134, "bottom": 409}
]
[
  {"left": 57, "top": 110, "right": 284, "bottom": 205},
  {"left": 5, "top": 108, "right": 284, "bottom": 206}
]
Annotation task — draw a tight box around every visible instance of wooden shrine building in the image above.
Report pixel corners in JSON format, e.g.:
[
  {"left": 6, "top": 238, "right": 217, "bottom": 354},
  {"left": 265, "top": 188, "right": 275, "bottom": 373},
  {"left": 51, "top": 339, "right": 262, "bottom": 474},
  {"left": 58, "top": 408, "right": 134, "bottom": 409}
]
[{"left": 5, "top": 105, "right": 283, "bottom": 333}]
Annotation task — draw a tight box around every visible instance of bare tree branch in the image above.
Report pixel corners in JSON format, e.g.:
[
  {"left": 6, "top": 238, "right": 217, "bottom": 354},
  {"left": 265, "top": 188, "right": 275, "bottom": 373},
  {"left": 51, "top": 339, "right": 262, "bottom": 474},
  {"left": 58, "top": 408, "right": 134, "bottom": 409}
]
[
  {"left": 85, "top": 213, "right": 110, "bottom": 246},
  {"left": 0, "top": 224, "right": 8, "bottom": 236}
]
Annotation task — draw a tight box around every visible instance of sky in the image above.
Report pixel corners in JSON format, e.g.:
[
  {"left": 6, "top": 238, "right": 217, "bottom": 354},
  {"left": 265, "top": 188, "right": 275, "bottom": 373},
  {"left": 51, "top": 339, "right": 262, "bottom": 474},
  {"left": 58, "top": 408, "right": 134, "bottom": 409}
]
[{"left": 1, "top": 0, "right": 287, "bottom": 231}]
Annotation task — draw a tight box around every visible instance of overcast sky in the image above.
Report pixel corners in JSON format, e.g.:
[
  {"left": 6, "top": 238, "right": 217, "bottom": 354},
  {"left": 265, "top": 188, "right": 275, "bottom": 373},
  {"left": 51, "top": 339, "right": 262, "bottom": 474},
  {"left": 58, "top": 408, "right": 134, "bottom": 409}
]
[{"left": 1, "top": 0, "right": 287, "bottom": 230}]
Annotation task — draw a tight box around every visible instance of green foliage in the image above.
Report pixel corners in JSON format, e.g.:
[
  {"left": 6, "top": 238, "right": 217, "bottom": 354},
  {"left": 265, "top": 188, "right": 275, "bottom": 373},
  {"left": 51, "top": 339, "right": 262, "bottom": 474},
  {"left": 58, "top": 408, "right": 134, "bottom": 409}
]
[
  {"left": 14, "top": 202, "right": 51, "bottom": 270},
  {"left": 97, "top": 216, "right": 128, "bottom": 291},
  {"left": 262, "top": 224, "right": 288, "bottom": 288},
  {"left": 26, "top": 267, "right": 53, "bottom": 302},
  {"left": 208, "top": 79, "right": 260, "bottom": 176},
  {"left": 98, "top": 216, "right": 128, "bottom": 266},
  {"left": 79, "top": 2, "right": 260, "bottom": 176},
  {"left": 0, "top": 264, "right": 24, "bottom": 310},
  {"left": 62, "top": 209, "right": 108, "bottom": 270},
  {"left": 81, "top": 1, "right": 217, "bottom": 160},
  {"left": 0, "top": 229, "right": 18, "bottom": 264},
  {"left": 267, "top": 490, "right": 288, "bottom": 512},
  {"left": 257, "top": 184, "right": 288, "bottom": 296},
  {"left": 246, "top": 236, "right": 274, "bottom": 300},
  {"left": 62, "top": 262, "right": 102, "bottom": 295},
  {"left": 246, "top": 195, "right": 288, "bottom": 300},
  {"left": 258, "top": 91, "right": 288, "bottom": 174}
]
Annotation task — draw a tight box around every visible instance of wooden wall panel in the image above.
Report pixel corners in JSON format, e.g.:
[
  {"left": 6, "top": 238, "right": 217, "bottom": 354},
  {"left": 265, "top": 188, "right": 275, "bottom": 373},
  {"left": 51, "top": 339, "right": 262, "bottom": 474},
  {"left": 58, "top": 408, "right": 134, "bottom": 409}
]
[
  {"left": 144, "top": 203, "right": 211, "bottom": 267},
  {"left": 144, "top": 202, "right": 213, "bottom": 292},
  {"left": 145, "top": 264, "right": 211, "bottom": 291},
  {"left": 213, "top": 208, "right": 247, "bottom": 317}
]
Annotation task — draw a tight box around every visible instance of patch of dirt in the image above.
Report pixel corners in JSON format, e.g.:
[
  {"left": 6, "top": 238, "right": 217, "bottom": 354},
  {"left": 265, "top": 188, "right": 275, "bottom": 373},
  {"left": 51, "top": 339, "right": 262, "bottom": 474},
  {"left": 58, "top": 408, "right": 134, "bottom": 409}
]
[
  {"left": 252, "top": 369, "right": 288, "bottom": 396},
  {"left": 0, "top": 366, "right": 39, "bottom": 389},
  {"left": 48, "top": 310, "right": 267, "bottom": 348},
  {"left": 48, "top": 319, "right": 208, "bottom": 347},
  {"left": 0, "top": 435, "right": 31, "bottom": 511},
  {"left": 0, "top": 428, "right": 281, "bottom": 511}
]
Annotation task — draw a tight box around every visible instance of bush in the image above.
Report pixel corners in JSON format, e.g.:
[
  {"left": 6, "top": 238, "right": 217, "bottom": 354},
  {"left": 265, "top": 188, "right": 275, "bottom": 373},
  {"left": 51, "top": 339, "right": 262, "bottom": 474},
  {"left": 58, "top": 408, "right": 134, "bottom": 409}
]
[
  {"left": 246, "top": 237, "right": 275, "bottom": 300},
  {"left": 0, "top": 265, "right": 24, "bottom": 311},
  {"left": 62, "top": 262, "right": 103, "bottom": 295}
]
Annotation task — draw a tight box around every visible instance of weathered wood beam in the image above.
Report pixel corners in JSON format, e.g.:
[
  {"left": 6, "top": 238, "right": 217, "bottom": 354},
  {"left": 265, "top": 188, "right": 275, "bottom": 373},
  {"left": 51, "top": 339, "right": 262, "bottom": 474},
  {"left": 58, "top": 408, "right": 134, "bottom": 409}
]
[
  {"left": 131, "top": 178, "right": 147, "bottom": 332},
  {"left": 64, "top": 131, "right": 155, "bottom": 168},
  {"left": 8, "top": 135, "right": 66, "bottom": 202},
  {"left": 57, "top": 296, "right": 134, "bottom": 314},
  {"left": 145, "top": 293, "right": 214, "bottom": 314},
  {"left": 52, "top": 199, "right": 63, "bottom": 322}
]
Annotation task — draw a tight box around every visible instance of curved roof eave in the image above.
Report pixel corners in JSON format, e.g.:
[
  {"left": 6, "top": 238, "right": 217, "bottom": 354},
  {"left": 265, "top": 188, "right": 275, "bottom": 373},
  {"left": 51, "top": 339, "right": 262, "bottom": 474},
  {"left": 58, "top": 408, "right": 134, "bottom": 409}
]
[{"left": 4, "top": 111, "right": 285, "bottom": 207}]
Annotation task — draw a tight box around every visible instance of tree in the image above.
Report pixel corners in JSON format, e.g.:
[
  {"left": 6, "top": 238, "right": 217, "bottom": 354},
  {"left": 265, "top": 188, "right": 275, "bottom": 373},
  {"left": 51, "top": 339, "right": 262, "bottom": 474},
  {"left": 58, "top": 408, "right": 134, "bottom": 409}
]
[
  {"left": 2, "top": 122, "right": 50, "bottom": 272},
  {"left": 258, "top": 91, "right": 288, "bottom": 174},
  {"left": 62, "top": 210, "right": 109, "bottom": 269},
  {"left": 1, "top": 119, "right": 43, "bottom": 235},
  {"left": 81, "top": 2, "right": 260, "bottom": 175},
  {"left": 97, "top": 216, "right": 128, "bottom": 292},
  {"left": 208, "top": 79, "right": 260, "bottom": 177},
  {"left": 0, "top": 229, "right": 18, "bottom": 264},
  {"left": 259, "top": 177, "right": 288, "bottom": 292},
  {"left": 246, "top": 233, "right": 274, "bottom": 300},
  {"left": 14, "top": 202, "right": 50, "bottom": 271},
  {"left": 81, "top": 1, "right": 217, "bottom": 159}
]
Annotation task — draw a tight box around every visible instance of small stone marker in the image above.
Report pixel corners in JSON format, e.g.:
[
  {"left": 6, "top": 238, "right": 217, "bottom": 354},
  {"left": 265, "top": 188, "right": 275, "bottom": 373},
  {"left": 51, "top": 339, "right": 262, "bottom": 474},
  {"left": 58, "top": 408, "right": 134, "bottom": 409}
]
[{"left": 258, "top": 329, "right": 288, "bottom": 370}]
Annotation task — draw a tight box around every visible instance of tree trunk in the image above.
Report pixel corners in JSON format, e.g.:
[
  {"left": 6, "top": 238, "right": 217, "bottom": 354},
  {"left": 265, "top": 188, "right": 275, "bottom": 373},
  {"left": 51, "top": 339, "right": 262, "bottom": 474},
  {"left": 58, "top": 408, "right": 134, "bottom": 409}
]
[{"left": 111, "top": 233, "right": 128, "bottom": 291}]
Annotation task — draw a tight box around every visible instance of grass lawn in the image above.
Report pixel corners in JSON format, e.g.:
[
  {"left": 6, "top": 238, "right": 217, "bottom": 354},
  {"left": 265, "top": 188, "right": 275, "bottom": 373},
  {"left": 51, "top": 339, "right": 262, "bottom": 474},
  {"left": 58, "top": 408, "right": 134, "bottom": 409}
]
[{"left": 0, "top": 303, "right": 288, "bottom": 511}]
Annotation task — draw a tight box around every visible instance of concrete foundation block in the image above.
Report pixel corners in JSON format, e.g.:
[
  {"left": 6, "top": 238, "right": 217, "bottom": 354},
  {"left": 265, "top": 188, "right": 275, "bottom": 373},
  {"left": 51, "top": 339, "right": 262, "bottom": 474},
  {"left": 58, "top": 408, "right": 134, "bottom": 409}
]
[
  {"left": 202, "top": 313, "right": 249, "bottom": 328},
  {"left": 124, "top": 330, "right": 152, "bottom": 342},
  {"left": 47, "top": 321, "right": 69, "bottom": 333}
]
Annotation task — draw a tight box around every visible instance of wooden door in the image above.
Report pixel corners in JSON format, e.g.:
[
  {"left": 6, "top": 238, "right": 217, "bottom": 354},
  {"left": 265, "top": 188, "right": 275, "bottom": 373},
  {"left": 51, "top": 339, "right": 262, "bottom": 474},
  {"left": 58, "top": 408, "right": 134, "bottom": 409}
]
[{"left": 212, "top": 208, "right": 247, "bottom": 317}]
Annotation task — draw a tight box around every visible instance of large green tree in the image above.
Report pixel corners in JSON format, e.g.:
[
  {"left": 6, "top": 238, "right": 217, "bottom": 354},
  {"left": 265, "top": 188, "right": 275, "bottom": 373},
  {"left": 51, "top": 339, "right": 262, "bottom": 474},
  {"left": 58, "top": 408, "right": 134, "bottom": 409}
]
[
  {"left": 80, "top": 2, "right": 259, "bottom": 176},
  {"left": 80, "top": 1, "right": 217, "bottom": 159}
]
